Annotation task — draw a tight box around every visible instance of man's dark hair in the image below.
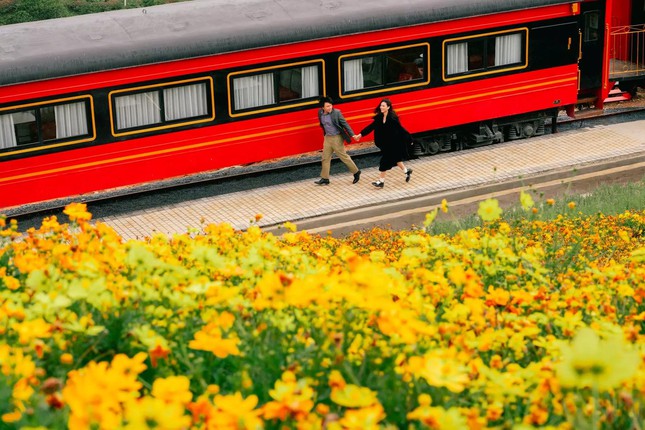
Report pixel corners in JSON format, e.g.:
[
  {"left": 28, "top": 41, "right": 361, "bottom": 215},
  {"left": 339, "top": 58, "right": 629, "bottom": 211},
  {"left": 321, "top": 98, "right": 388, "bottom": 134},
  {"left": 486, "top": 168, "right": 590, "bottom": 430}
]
[{"left": 319, "top": 96, "right": 334, "bottom": 106}]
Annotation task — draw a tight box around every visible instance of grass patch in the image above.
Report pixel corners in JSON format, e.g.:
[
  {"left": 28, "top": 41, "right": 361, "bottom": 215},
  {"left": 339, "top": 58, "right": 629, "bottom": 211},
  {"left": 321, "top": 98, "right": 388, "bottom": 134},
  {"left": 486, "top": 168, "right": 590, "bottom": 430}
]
[{"left": 429, "top": 175, "right": 645, "bottom": 236}]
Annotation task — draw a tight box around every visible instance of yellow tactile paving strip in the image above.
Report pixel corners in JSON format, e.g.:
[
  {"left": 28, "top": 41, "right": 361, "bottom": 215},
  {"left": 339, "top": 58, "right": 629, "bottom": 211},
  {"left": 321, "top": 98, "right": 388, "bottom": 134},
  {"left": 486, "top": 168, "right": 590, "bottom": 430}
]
[{"left": 99, "top": 119, "right": 645, "bottom": 240}]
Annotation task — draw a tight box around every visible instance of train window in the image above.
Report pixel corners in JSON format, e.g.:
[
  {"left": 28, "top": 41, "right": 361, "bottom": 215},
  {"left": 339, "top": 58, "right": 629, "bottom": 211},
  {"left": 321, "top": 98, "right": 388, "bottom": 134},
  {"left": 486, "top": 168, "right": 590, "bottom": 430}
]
[
  {"left": 233, "top": 73, "right": 276, "bottom": 110},
  {"left": 164, "top": 83, "right": 209, "bottom": 121},
  {"left": 444, "top": 29, "right": 528, "bottom": 81},
  {"left": 115, "top": 91, "right": 162, "bottom": 130},
  {"left": 0, "top": 99, "right": 91, "bottom": 151},
  {"left": 109, "top": 77, "right": 214, "bottom": 137},
  {"left": 229, "top": 62, "right": 322, "bottom": 116},
  {"left": 339, "top": 43, "right": 430, "bottom": 98},
  {"left": 584, "top": 12, "right": 599, "bottom": 42}
]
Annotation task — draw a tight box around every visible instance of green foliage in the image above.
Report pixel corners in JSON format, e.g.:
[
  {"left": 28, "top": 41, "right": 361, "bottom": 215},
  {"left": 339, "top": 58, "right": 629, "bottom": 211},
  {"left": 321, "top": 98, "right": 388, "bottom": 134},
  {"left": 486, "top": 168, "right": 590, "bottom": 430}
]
[
  {"left": 0, "top": 0, "right": 190, "bottom": 25},
  {"left": 0, "top": 0, "right": 68, "bottom": 25}
]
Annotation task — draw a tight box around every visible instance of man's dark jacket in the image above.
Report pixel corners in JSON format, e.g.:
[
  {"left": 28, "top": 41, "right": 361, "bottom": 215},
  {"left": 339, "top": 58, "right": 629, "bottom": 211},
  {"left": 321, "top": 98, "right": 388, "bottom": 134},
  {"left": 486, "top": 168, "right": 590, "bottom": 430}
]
[{"left": 318, "top": 108, "right": 355, "bottom": 143}]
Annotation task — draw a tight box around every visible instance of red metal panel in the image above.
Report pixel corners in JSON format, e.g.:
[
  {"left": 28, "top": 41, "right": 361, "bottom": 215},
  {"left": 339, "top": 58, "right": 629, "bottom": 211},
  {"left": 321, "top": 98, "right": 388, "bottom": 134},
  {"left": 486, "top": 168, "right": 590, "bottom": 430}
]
[
  {"left": 610, "top": 0, "right": 632, "bottom": 60},
  {"left": 611, "top": 0, "right": 632, "bottom": 28}
]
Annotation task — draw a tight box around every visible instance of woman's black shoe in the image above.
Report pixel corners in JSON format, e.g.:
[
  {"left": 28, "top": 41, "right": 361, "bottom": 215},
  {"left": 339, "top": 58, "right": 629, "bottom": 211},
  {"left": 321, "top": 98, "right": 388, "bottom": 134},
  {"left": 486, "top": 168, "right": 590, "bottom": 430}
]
[
  {"left": 314, "top": 178, "right": 330, "bottom": 185},
  {"left": 405, "top": 169, "right": 413, "bottom": 182},
  {"left": 371, "top": 181, "right": 384, "bottom": 188}
]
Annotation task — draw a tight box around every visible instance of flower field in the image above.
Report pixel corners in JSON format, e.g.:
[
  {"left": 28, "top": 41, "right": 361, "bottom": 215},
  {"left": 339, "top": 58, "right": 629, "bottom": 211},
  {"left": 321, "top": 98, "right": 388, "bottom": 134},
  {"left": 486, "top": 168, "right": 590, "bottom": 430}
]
[{"left": 1, "top": 200, "right": 645, "bottom": 429}]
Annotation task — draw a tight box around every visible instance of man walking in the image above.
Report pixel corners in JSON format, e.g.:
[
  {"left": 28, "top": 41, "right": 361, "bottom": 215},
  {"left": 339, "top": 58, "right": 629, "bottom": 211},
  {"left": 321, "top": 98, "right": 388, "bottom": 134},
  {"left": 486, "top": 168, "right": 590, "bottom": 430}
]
[{"left": 314, "top": 96, "right": 361, "bottom": 185}]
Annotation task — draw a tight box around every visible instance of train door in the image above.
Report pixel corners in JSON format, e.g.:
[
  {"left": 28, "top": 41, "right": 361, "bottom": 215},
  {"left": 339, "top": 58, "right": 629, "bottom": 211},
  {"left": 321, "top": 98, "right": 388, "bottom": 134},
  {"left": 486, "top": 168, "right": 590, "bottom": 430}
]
[
  {"left": 633, "top": 0, "right": 645, "bottom": 24},
  {"left": 579, "top": 1, "right": 604, "bottom": 92}
]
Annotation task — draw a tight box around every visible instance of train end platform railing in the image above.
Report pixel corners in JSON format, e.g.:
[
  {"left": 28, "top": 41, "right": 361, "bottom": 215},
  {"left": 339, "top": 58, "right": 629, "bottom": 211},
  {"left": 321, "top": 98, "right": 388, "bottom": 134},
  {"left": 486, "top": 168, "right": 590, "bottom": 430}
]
[{"left": 609, "top": 24, "right": 645, "bottom": 80}]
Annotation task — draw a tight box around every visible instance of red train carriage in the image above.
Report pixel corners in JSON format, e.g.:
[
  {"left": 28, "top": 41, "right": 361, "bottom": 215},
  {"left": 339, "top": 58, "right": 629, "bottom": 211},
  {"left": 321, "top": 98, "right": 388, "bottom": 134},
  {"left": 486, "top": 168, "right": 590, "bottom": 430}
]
[{"left": 0, "top": 0, "right": 625, "bottom": 213}]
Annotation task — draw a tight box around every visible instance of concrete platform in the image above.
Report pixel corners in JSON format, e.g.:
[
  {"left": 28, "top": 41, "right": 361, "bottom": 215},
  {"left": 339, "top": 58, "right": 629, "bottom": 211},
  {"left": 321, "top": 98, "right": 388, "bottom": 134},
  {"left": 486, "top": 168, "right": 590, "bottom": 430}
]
[{"left": 98, "top": 117, "right": 645, "bottom": 240}]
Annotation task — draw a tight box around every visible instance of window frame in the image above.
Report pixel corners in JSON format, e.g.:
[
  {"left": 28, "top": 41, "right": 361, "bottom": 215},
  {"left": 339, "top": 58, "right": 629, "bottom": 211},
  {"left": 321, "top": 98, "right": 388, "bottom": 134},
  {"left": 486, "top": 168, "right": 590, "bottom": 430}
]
[
  {"left": 442, "top": 28, "right": 529, "bottom": 82},
  {"left": 0, "top": 95, "right": 95, "bottom": 158},
  {"left": 109, "top": 76, "right": 215, "bottom": 137},
  {"left": 227, "top": 59, "right": 325, "bottom": 118},
  {"left": 338, "top": 43, "right": 430, "bottom": 99}
]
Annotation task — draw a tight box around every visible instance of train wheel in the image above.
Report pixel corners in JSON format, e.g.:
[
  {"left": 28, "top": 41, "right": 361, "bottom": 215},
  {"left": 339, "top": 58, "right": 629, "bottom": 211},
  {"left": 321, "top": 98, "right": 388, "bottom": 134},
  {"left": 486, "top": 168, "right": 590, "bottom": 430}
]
[{"left": 426, "top": 139, "right": 440, "bottom": 155}]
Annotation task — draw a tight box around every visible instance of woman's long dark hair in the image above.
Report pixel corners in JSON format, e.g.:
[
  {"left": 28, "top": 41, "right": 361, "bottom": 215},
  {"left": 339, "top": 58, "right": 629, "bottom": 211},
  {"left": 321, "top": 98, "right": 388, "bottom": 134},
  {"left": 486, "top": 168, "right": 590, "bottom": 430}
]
[{"left": 373, "top": 98, "right": 399, "bottom": 120}]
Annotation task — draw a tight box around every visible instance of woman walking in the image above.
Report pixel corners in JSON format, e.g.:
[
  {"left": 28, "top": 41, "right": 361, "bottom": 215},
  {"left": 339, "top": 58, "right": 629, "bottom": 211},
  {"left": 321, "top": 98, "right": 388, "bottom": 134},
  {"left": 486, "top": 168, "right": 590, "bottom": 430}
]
[{"left": 354, "top": 98, "right": 412, "bottom": 188}]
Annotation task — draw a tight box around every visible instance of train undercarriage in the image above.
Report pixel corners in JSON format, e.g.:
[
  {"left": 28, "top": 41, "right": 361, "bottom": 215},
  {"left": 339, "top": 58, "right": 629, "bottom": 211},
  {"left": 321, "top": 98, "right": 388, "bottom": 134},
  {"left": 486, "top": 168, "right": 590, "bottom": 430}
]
[{"left": 411, "top": 110, "right": 553, "bottom": 156}]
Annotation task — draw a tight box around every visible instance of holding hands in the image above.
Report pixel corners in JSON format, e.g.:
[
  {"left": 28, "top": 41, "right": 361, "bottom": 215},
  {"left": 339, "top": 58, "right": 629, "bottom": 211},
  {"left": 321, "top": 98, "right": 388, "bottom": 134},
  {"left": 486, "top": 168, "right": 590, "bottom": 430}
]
[{"left": 353, "top": 133, "right": 362, "bottom": 142}]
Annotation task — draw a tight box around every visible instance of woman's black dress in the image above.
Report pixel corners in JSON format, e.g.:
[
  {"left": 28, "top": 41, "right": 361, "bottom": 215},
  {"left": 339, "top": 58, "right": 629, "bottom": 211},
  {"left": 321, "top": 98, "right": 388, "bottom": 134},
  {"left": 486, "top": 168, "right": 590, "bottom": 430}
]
[{"left": 360, "top": 113, "right": 411, "bottom": 172}]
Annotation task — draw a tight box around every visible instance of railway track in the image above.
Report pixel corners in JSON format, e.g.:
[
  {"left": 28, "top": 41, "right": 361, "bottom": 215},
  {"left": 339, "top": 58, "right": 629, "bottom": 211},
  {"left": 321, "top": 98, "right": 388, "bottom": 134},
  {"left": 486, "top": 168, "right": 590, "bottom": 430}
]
[{"left": 6, "top": 105, "right": 645, "bottom": 232}]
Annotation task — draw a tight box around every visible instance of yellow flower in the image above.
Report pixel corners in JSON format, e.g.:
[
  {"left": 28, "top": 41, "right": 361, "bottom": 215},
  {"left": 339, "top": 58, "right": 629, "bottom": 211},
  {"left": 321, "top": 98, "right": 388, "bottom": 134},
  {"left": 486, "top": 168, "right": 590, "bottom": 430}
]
[
  {"left": 328, "top": 370, "right": 346, "bottom": 390},
  {"left": 12, "top": 318, "right": 52, "bottom": 344},
  {"left": 60, "top": 353, "right": 74, "bottom": 365},
  {"left": 477, "top": 198, "right": 502, "bottom": 222},
  {"left": 3, "top": 276, "right": 20, "bottom": 291},
  {"left": 567, "top": 201, "right": 576, "bottom": 210},
  {"left": 618, "top": 230, "right": 631, "bottom": 243},
  {"left": 338, "top": 403, "right": 385, "bottom": 430},
  {"left": 188, "top": 329, "right": 241, "bottom": 358},
  {"left": 546, "top": 198, "right": 555, "bottom": 206},
  {"left": 63, "top": 202, "right": 92, "bottom": 223},
  {"left": 152, "top": 376, "right": 193, "bottom": 405},
  {"left": 212, "top": 392, "right": 263, "bottom": 429},
  {"left": 424, "top": 208, "right": 439, "bottom": 229},
  {"left": 519, "top": 190, "right": 534, "bottom": 211},
  {"left": 441, "top": 198, "right": 449, "bottom": 213},
  {"left": 555, "top": 327, "right": 640, "bottom": 391},
  {"left": 331, "top": 384, "right": 379, "bottom": 408},
  {"left": 407, "top": 351, "right": 470, "bottom": 393},
  {"left": 263, "top": 371, "right": 314, "bottom": 420},
  {"left": 283, "top": 221, "right": 297, "bottom": 232},
  {"left": 188, "top": 314, "right": 241, "bottom": 358},
  {"left": 63, "top": 353, "right": 148, "bottom": 429},
  {"left": 122, "top": 396, "right": 191, "bottom": 430},
  {"left": 408, "top": 404, "right": 469, "bottom": 430}
]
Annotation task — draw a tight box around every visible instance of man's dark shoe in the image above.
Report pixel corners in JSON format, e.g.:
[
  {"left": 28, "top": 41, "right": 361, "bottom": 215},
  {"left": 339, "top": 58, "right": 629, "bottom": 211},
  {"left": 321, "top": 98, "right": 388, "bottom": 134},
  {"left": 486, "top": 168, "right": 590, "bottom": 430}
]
[
  {"left": 405, "top": 169, "right": 413, "bottom": 182},
  {"left": 352, "top": 170, "right": 361, "bottom": 184},
  {"left": 314, "top": 178, "right": 330, "bottom": 185},
  {"left": 371, "top": 180, "right": 384, "bottom": 188}
]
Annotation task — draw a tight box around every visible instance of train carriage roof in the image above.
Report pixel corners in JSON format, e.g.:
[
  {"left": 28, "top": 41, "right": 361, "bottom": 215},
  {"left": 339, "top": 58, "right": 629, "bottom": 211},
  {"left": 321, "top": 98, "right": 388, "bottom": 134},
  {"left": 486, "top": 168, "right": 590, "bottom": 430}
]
[{"left": 0, "top": 0, "right": 576, "bottom": 87}]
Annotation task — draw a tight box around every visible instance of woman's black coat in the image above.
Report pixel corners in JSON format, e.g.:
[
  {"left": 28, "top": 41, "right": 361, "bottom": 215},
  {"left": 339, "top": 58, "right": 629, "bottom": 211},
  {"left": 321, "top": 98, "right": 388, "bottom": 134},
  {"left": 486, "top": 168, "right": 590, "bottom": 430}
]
[{"left": 360, "top": 113, "right": 412, "bottom": 171}]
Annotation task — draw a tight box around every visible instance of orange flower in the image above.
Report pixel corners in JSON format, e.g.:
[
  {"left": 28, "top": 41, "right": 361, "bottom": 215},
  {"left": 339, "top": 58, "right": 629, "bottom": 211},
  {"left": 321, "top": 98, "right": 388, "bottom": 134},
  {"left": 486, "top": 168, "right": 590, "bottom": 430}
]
[
  {"left": 149, "top": 343, "right": 170, "bottom": 368},
  {"left": 485, "top": 287, "right": 510, "bottom": 307}
]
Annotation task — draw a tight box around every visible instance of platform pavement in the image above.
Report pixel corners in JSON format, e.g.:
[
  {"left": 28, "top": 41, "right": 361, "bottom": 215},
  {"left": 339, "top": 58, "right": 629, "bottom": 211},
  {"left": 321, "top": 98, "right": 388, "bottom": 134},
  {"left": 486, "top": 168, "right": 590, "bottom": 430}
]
[{"left": 98, "top": 118, "right": 645, "bottom": 240}]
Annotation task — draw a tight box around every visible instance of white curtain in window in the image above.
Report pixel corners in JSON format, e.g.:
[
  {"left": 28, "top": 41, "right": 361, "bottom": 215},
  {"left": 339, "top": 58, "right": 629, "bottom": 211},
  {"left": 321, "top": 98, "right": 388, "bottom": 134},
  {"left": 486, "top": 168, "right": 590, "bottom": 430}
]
[
  {"left": 301, "top": 66, "right": 319, "bottom": 98},
  {"left": 343, "top": 59, "right": 364, "bottom": 91},
  {"left": 495, "top": 33, "right": 522, "bottom": 66},
  {"left": 233, "top": 73, "right": 275, "bottom": 110},
  {"left": 115, "top": 91, "right": 161, "bottom": 130},
  {"left": 447, "top": 43, "right": 468, "bottom": 75},
  {"left": 164, "top": 83, "right": 208, "bottom": 121},
  {"left": 55, "top": 102, "right": 88, "bottom": 139},
  {"left": 0, "top": 114, "right": 17, "bottom": 149}
]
